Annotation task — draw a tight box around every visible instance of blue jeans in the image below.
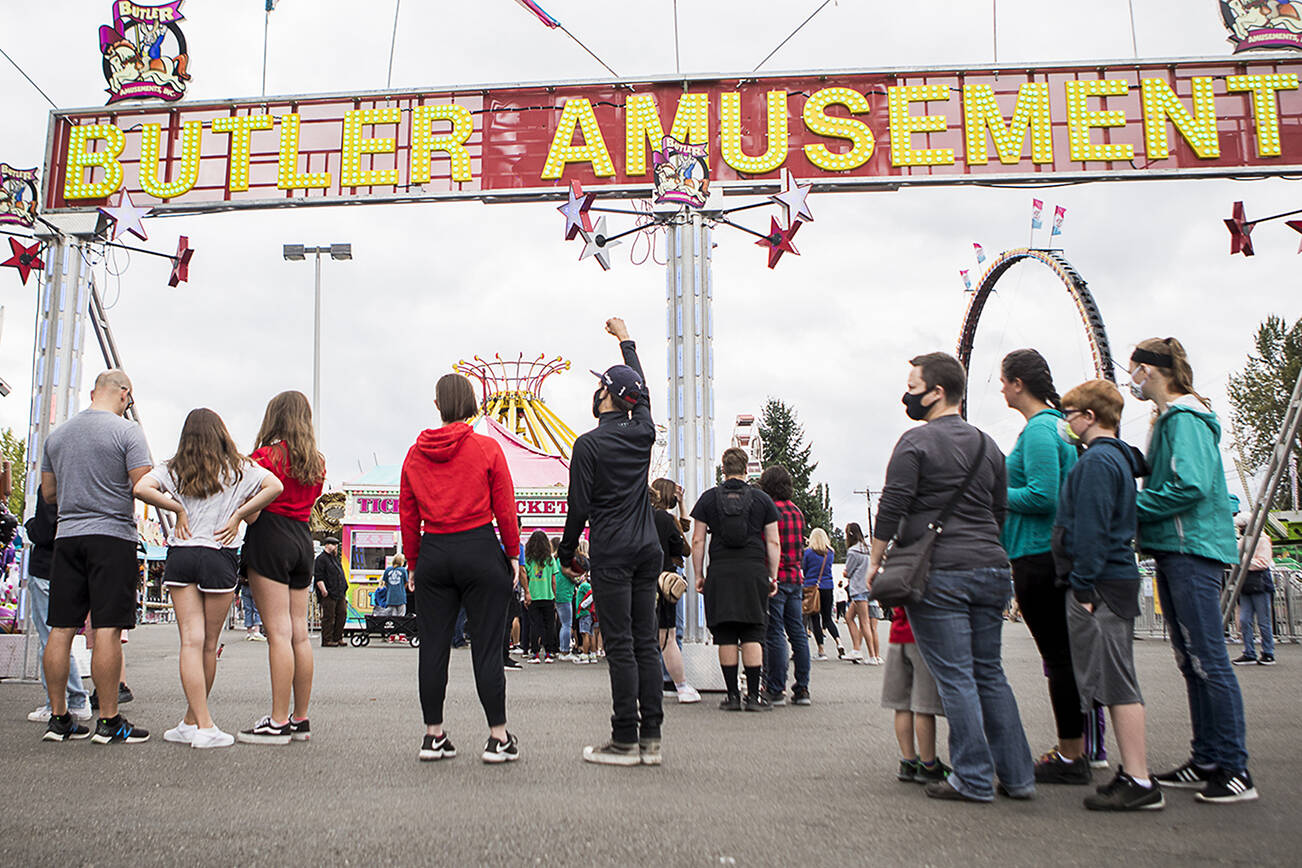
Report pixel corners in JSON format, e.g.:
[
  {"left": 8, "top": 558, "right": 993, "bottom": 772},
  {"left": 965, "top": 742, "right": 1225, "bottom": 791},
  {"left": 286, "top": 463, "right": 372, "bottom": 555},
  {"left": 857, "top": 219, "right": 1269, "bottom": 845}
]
[
  {"left": 1155, "top": 554, "right": 1250, "bottom": 773},
  {"left": 1239, "top": 591, "right": 1275, "bottom": 659},
  {"left": 557, "top": 601, "right": 574, "bottom": 653},
  {"left": 906, "top": 566, "right": 1034, "bottom": 801},
  {"left": 240, "top": 583, "right": 261, "bottom": 628},
  {"left": 764, "top": 583, "right": 811, "bottom": 694},
  {"left": 28, "top": 576, "right": 90, "bottom": 710},
  {"left": 452, "top": 606, "right": 468, "bottom": 646}
]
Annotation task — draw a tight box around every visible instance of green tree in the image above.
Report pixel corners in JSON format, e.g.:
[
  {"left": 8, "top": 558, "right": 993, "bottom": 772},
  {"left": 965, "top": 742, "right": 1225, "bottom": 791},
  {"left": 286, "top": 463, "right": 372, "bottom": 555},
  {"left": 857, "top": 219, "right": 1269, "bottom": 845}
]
[
  {"left": 757, "top": 399, "right": 843, "bottom": 558},
  {"left": 1, "top": 428, "right": 24, "bottom": 517},
  {"left": 1227, "top": 314, "right": 1302, "bottom": 509}
]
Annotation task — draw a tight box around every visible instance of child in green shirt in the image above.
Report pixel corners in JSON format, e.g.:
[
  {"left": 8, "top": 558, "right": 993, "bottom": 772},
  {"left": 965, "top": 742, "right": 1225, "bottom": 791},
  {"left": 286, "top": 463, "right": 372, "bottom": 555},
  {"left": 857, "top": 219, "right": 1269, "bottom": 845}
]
[{"left": 523, "top": 531, "right": 559, "bottom": 662}]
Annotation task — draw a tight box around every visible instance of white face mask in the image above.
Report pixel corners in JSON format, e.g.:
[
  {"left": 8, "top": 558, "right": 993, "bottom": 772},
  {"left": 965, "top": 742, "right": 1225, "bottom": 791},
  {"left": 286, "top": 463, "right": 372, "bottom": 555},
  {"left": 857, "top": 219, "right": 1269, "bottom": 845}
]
[{"left": 1128, "top": 367, "right": 1149, "bottom": 401}]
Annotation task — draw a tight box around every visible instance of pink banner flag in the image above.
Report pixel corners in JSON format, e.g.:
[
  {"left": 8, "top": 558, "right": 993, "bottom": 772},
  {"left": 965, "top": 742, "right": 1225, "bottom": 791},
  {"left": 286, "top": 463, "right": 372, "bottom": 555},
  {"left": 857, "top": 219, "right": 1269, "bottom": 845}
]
[
  {"left": 1031, "top": 198, "right": 1044, "bottom": 230},
  {"left": 973, "top": 242, "right": 986, "bottom": 264},
  {"left": 960, "top": 269, "right": 972, "bottom": 291},
  {"left": 1051, "top": 205, "right": 1067, "bottom": 237},
  {"left": 513, "top": 0, "right": 561, "bottom": 28}
]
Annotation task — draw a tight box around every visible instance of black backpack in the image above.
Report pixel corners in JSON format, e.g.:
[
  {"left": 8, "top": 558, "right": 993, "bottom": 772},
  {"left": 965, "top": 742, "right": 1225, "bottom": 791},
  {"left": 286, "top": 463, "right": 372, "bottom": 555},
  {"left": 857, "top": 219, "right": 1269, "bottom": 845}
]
[{"left": 717, "top": 485, "right": 754, "bottom": 548}]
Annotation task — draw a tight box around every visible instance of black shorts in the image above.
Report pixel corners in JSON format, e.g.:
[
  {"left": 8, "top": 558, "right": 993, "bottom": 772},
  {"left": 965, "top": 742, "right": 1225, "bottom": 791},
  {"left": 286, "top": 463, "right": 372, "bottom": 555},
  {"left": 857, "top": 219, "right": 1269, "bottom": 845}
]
[
  {"left": 240, "top": 511, "right": 313, "bottom": 589},
  {"left": 710, "top": 621, "right": 766, "bottom": 646},
  {"left": 164, "top": 547, "right": 239, "bottom": 593},
  {"left": 657, "top": 596, "right": 678, "bottom": 630},
  {"left": 48, "top": 535, "right": 139, "bottom": 630}
]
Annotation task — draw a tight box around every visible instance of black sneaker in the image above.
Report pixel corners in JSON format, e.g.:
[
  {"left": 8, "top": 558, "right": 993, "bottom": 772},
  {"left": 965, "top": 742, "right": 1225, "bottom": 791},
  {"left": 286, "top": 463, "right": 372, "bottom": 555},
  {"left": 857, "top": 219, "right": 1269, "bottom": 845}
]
[
  {"left": 289, "top": 718, "right": 311, "bottom": 742},
  {"left": 420, "top": 732, "right": 456, "bottom": 761},
  {"left": 1085, "top": 768, "right": 1164, "bottom": 811},
  {"left": 236, "top": 716, "right": 292, "bottom": 745},
  {"left": 503, "top": 658, "right": 523, "bottom": 670},
  {"left": 760, "top": 688, "right": 786, "bottom": 707},
  {"left": 1232, "top": 654, "right": 1258, "bottom": 666},
  {"left": 925, "top": 780, "right": 985, "bottom": 802},
  {"left": 791, "top": 686, "right": 811, "bottom": 706},
  {"left": 482, "top": 732, "right": 520, "bottom": 764},
  {"left": 743, "top": 694, "right": 773, "bottom": 712},
  {"left": 1034, "top": 751, "right": 1092, "bottom": 785},
  {"left": 897, "top": 758, "right": 920, "bottom": 782},
  {"left": 582, "top": 740, "right": 639, "bottom": 766},
  {"left": 915, "top": 759, "right": 953, "bottom": 784},
  {"left": 1195, "top": 768, "right": 1259, "bottom": 804},
  {"left": 43, "top": 713, "right": 91, "bottom": 742},
  {"left": 90, "top": 715, "right": 149, "bottom": 744},
  {"left": 718, "top": 693, "right": 742, "bottom": 712},
  {"left": 1153, "top": 759, "right": 1216, "bottom": 789},
  {"left": 1259, "top": 654, "right": 1276, "bottom": 666},
  {"left": 118, "top": 683, "right": 134, "bottom": 704}
]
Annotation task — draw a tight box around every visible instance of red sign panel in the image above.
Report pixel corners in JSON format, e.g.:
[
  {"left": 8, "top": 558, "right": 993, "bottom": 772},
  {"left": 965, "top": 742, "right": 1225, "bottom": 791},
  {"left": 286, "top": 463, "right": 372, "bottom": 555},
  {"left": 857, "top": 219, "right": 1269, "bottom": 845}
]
[{"left": 41, "top": 56, "right": 1302, "bottom": 214}]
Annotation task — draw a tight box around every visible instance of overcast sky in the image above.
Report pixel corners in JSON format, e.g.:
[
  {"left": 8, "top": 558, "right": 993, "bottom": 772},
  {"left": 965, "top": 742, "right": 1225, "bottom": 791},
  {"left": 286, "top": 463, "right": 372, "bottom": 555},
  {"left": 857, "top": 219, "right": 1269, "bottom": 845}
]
[{"left": 1, "top": 1, "right": 1298, "bottom": 529}]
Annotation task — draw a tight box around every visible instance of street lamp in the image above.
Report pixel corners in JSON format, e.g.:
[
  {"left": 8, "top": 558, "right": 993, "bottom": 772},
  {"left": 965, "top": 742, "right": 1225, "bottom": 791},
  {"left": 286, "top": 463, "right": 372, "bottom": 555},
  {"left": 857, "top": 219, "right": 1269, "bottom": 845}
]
[{"left": 282, "top": 243, "right": 352, "bottom": 442}]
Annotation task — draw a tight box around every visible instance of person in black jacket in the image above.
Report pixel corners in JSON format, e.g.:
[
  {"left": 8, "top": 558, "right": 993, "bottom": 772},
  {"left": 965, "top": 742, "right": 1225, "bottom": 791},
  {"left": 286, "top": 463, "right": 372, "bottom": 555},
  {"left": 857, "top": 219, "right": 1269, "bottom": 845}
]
[
  {"left": 24, "top": 498, "right": 93, "bottom": 722},
  {"left": 314, "top": 538, "right": 348, "bottom": 647},
  {"left": 559, "top": 317, "right": 663, "bottom": 767}
]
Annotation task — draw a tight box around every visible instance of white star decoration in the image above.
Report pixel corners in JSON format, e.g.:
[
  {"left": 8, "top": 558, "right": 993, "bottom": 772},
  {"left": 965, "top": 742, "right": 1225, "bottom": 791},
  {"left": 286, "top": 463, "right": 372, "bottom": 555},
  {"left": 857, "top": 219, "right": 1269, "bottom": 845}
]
[
  {"left": 579, "top": 216, "right": 620, "bottom": 271},
  {"left": 99, "top": 190, "right": 150, "bottom": 242},
  {"left": 770, "top": 168, "right": 814, "bottom": 226},
  {"left": 557, "top": 180, "right": 595, "bottom": 241}
]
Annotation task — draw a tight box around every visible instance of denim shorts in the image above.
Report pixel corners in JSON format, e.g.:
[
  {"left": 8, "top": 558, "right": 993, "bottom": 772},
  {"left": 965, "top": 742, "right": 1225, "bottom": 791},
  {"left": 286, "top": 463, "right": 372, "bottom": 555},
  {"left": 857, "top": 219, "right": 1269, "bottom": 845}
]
[
  {"left": 849, "top": 592, "right": 869, "bottom": 602},
  {"left": 578, "top": 614, "right": 593, "bottom": 634}
]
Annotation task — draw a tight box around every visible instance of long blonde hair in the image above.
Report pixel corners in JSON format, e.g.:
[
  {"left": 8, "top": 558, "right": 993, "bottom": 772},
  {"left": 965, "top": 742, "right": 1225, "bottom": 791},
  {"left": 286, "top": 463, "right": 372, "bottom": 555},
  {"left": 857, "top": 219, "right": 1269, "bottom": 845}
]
[
  {"left": 808, "top": 527, "right": 830, "bottom": 554},
  {"left": 253, "top": 391, "right": 325, "bottom": 485},
  {"left": 1133, "top": 337, "right": 1209, "bottom": 409}
]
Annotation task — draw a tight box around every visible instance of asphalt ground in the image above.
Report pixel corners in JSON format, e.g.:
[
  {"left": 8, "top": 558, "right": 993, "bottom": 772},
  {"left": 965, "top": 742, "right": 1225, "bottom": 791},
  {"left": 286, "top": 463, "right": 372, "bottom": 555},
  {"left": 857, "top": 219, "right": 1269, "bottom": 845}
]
[{"left": 1, "top": 621, "right": 1298, "bottom": 867}]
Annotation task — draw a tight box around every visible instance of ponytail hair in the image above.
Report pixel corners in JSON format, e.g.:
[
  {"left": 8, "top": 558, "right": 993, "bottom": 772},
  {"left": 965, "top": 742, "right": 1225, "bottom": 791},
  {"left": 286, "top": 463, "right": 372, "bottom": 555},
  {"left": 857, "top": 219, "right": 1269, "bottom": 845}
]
[
  {"left": 1133, "top": 336, "right": 1209, "bottom": 408},
  {"left": 1001, "top": 348, "right": 1062, "bottom": 410}
]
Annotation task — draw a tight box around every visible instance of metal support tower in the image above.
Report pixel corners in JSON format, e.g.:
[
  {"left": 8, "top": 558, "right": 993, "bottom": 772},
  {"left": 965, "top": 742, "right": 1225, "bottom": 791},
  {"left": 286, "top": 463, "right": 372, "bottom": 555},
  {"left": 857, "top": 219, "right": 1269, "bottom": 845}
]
[{"left": 666, "top": 211, "right": 714, "bottom": 643}]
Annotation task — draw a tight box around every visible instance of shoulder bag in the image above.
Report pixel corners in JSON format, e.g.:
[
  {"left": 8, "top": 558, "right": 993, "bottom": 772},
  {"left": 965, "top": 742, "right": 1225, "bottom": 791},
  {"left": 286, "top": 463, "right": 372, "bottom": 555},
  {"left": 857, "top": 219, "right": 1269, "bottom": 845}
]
[
  {"left": 869, "top": 434, "right": 988, "bottom": 609},
  {"left": 802, "top": 550, "right": 830, "bottom": 614}
]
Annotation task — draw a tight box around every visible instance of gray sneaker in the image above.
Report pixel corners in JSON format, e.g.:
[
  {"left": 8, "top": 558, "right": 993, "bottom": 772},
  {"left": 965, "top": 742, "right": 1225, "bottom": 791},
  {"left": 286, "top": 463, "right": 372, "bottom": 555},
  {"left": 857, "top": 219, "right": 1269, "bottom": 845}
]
[
  {"left": 639, "top": 738, "right": 662, "bottom": 766},
  {"left": 760, "top": 688, "right": 786, "bottom": 706},
  {"left": 582, "top": 740, "right": 641, "bottom": 766}
]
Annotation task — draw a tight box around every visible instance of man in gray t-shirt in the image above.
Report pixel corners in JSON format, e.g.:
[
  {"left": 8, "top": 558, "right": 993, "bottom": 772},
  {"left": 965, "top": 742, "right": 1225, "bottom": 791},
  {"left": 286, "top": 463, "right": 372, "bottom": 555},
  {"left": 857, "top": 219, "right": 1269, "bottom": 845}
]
[{"left": 39, "top": 369, "right": 154, "bottom": 743}]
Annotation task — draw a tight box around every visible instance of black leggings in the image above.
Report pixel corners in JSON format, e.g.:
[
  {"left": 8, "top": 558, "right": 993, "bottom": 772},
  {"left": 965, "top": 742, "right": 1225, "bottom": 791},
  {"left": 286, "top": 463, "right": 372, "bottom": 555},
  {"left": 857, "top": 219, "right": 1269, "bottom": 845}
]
[
  {"left": 414, "top": 526, "right": 513, "bottom": 728},
  {"left": 527, "top": 599, "right": 558, "bottom": 655},
  {"left": 1012, "top": 553, "right": 1084, "bottom": 742},
  {"left": 809, "top": 587, "right": 840, "bottom": 647}
]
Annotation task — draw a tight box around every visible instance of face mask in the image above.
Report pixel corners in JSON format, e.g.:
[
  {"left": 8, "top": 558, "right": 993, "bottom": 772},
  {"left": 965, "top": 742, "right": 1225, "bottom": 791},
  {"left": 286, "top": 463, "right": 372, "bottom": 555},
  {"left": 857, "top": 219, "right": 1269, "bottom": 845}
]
[
  {"left": 1128, "top": 368, "right": 1148, "bottom": 401},
  {"left": 592, "top": 387, "right": 606, "bottom": 418},
  {"left": 902, "top": 390, "right": 931, "bottom": 421},
  {"left": 1057, "top": 417, "right": 1081, "bottom": 445}
]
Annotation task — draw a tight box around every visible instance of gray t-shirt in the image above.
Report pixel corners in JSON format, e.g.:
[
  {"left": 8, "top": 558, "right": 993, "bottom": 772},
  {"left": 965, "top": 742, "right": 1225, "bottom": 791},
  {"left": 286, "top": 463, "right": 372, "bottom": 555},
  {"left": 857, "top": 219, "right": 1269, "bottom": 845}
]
[
  {"left": 144, "top": 461, "right": 272, "bottom": 549},
  {"left": 42, "top": 409, "right": 153, "bottom": 541}
]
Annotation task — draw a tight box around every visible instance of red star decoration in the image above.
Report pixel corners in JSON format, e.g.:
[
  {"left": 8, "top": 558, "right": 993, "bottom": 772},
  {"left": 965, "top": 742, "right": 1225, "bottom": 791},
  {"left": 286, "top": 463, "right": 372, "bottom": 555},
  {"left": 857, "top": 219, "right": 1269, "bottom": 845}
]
[
  {"left": 168, "top": 235, "right": 193, "bottom": 287},
  {"left": 2, "top": 237, "right": 44, "bottom": 285},
  {"left": 756, "top": 217, "right": 800, "bottom": 269},
  {"left": 1225, "top": 201, "right": 1255, "bottom": 257},
  {"left": 1287, "top": 220, "right": 1302, "bottom": 254}
]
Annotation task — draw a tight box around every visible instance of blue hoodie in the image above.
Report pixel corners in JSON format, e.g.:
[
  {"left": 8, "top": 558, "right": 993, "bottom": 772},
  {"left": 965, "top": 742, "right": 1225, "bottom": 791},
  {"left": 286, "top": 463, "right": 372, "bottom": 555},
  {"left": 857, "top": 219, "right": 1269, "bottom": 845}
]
[{"left": 1054, "top": 437, "right": 1147, "bottom": 616}]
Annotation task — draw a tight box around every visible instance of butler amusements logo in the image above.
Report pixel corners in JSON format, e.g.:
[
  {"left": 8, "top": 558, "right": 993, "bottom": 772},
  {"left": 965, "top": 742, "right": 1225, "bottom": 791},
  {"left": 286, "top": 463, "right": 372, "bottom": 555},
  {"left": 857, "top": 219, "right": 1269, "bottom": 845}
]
[
  {"left": 98, "top": 1, "right": 190, "bottom": 104},
  {"left": 1222, "top": 0, "right": 1302, "bottom": 52}
]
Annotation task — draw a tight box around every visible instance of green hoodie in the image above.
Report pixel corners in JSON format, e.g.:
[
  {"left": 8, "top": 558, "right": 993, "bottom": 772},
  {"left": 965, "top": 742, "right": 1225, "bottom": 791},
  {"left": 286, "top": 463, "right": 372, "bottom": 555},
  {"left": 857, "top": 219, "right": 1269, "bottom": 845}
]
[
  {"left": 1136, "top": 398, "right": 1237, "bottom": 565},
  {"left": 1002, "top": 408, "right": 1077, "bottom": 560}
]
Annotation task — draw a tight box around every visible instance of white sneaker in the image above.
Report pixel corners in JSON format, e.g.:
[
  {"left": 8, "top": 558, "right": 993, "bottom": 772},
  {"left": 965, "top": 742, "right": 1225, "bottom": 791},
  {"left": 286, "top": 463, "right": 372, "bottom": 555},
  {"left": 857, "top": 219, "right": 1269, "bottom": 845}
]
[
  {"left": 588, "top": 654, "right": 598, "bottom": 663},
  {"left": 871, "top": 656, "right": 884, "bottom": 665},
  {"left": 847, "top": 651, "right": 864, "bottom": 664},
  {"left": 191, "top": 726, "right": 235, "bottom": 749},
  {"left": 27, "top": 705, "right": 51, "bottom": 722},
  {"left": 250, "top": 633, "right": 267, "bottom": 642},
  {"left": 70, "top": 705, "right": 93, "bottom": 721},
  {"left": 676, "top": 685, "right": 701, "bottom": 704},
  {"left": 164, "top": 721, "right": 198, "bottom": 744},
  {"left": 815, "top": 653, "right": 829, "bottom": 661}
]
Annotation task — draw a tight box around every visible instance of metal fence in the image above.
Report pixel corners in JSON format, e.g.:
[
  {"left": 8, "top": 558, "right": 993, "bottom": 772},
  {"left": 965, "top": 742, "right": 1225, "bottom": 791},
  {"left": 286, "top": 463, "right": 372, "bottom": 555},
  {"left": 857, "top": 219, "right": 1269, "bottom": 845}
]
[{"left": 1136, "top": 566, "right": 1302, "bottom": 645}]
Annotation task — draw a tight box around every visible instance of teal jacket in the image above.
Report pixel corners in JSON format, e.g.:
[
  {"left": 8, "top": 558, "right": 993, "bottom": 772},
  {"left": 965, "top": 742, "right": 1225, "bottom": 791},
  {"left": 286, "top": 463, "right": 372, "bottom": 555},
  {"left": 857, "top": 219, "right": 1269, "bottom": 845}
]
[
  {"left": 1002, "top": 408, "right": 1076, "bottom": 560},
  {"left": 1136, "top": 399, "right": 1238, "bottom": 565}
]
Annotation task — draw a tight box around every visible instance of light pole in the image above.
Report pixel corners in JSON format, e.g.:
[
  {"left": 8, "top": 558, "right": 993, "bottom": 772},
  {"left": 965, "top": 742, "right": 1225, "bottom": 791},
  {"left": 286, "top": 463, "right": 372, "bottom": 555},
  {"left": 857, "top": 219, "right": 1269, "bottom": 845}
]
[{"left": 283, "top": 243, "right": 352, "bottom": 442}]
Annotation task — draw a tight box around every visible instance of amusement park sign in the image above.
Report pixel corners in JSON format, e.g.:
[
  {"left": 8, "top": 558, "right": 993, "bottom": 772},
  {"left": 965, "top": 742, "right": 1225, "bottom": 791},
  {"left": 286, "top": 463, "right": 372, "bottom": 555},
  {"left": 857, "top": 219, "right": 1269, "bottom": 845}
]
[{"left": 40, "top": 55, "right": 1302, "bottom": 214}]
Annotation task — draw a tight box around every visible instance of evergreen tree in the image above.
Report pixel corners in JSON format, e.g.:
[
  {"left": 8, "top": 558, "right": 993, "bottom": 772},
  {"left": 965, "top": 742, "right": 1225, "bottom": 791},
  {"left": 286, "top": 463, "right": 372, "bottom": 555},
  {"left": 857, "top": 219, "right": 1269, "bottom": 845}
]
[
  {"left": 1, "top": 428, "right": 24, "bottom": 517},
  {"left": 757, "top": 399, "right": 843, "bottom": 558},
  {"left": 1227, "top": 314, "right": 1302, "bottom": 509}
]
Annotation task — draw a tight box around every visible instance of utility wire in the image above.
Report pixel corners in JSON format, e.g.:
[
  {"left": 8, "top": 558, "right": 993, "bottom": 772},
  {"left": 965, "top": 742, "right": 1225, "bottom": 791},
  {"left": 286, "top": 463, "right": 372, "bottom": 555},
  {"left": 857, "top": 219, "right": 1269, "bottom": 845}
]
[
  {"left": 559, "top": 24, "right": 620, "bottom": 78},
  {"left": 386, "top": 0, "right": 402, "bottom": 89},
  {"left": 753, "top": 0, "right": 834, "bottom": 73},
  {"left": 0, "top": 44, "right": 58, "bottom": 109}
]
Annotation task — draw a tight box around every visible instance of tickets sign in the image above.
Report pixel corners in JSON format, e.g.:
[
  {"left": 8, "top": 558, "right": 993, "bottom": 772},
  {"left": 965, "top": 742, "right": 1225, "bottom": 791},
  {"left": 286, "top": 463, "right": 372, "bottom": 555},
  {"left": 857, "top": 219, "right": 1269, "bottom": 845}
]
[{"left": 41, "top": 56, "right": 1302, "bottom": 214}]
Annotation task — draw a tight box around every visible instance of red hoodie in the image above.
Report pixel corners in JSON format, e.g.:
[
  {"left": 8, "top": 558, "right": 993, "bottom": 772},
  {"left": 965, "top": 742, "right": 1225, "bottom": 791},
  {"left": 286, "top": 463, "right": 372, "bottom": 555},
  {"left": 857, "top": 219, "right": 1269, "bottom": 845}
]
[{"left": 399, "top": 423, "right": 519, "bottom": 569}]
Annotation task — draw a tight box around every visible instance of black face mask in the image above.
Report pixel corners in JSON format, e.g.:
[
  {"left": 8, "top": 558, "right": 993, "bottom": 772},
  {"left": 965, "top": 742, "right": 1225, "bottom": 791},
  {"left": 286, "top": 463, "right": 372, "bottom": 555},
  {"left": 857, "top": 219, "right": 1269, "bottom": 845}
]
[
  {"left": 902, "top": 390, "right": 931, "bottom": 421},
  {"left": 592, "top": 387, "right": 606, "bottom": 418}
]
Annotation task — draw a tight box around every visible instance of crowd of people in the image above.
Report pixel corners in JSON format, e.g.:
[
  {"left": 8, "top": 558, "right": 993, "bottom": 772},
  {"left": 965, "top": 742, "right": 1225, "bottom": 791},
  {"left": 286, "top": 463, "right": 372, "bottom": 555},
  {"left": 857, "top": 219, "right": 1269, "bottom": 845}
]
[{"left": 25, "top": 321, "right": 1274, "bottom": 813}]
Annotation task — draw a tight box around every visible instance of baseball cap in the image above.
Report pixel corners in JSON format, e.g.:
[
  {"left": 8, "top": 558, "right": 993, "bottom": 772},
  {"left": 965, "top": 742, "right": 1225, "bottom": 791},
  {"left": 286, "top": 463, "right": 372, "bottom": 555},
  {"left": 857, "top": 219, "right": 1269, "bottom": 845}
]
[{"left": 591, "top": 364, "right": 645, "bottom": 408}]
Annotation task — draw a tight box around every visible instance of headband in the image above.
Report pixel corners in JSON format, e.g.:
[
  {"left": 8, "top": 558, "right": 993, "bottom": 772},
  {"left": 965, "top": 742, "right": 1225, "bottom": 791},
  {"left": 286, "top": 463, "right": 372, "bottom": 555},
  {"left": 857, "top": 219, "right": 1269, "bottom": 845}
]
[{"left": 1130, "top": 348, "right": 1173, "bottom": 368}]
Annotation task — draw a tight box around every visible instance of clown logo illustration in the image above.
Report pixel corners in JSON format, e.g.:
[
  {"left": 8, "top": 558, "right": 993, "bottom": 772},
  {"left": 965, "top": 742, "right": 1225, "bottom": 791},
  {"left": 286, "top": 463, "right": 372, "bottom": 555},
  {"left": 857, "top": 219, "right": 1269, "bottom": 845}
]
[
  {"left": 99, "top": 1, "right": 191, "bottom": 104},
  {"left": 652, "top": 136, "right": 710, "bottom": 209},
  {"left": 1222, "top": 0, "right": 1302, "bottom": 52},
  {"left": 0, "top": 165, "right": 39, "bottom": 229}
]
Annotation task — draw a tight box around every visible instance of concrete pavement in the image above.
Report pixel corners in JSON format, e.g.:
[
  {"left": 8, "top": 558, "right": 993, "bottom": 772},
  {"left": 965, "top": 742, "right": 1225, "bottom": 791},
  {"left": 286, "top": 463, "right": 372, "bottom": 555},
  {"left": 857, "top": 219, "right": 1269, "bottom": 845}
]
[{"left": 1, "top": 622, "right": 1298, "bottom": 866}]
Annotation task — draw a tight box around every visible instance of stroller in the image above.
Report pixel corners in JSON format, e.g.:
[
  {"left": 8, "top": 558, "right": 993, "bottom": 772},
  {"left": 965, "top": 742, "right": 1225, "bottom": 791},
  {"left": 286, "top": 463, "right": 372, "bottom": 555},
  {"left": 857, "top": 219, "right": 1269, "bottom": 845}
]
[{"left": 348, "top": 612, "right": 419, "bottom": 647}]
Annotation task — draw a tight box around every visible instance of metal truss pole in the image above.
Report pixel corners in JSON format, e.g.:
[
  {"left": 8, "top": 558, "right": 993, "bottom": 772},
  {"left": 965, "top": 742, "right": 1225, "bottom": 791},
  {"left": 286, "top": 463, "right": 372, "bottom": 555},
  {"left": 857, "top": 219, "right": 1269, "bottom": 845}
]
[{"left": 666, "top": 211, "right": 714, "bottom": 643}]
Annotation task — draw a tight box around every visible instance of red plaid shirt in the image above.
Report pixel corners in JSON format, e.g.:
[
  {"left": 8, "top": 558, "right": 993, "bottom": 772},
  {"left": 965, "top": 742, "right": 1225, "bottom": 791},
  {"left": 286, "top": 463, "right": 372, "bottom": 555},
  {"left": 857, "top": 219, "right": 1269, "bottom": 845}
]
[{"left": 773, "top": 499, "right": 806, "bottom": 584}]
